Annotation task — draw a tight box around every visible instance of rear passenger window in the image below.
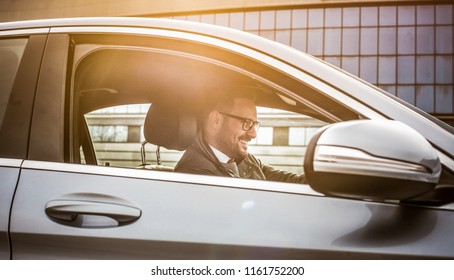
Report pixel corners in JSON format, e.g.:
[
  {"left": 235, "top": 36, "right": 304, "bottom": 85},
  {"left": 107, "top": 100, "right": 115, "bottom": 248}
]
[{"left": 0, "top": 38, "right": 28, "bottom": 128}]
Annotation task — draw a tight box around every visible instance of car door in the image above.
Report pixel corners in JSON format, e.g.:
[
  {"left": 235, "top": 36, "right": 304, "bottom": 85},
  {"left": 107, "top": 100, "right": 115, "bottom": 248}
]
[
  {"left": 0, "top": 31, "right": 48, "bottom": 259},
  {"left": 0, "top": 159, "right": 21, "bottom": 260},
  {"left": 13, "top": 159, "right": 454, "bottom": 259},
  {"left": 8, "top": 21, "right": 454, "bottom": 259}
]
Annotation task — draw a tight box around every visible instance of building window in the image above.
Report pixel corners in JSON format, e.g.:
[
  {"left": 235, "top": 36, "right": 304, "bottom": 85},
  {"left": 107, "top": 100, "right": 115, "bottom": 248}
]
[
  {"left": 325, "top": 28, "right": 341, "bottom": 55},
  {"left": 361, "top": 7, "right": 378, "bottom": 27},
  {"left": 416, "top": 56, "right": 435, "bottom": 83},
  {"left": 397, "top": 56, "right": 415, "bottom": 84},
  {"left": 360, "top": 27, "right": 378, "bottom": 55},
  {"left": 289, "top": 127, "right": 322, "bottom": 146},
  {"left": 343, "top": 7, "right": 360, "bottom": 27},
  {"left": 436, "top": 86, "right": 453, "bottom": 113},
  {"left": 250, "top": 127, "right": 273, "bottom": 145},
  {"left": 273, "top": 127, "right": 289, "bottom": 146},
  {"left": 89, "top": 125, "right": 128, "bottom": 143},
  {"left": 398, "top": 27, "right": 415, "bottom": 55},
  {"left": 416, "top": 85, "right": 435, "bottom": 112},
  {"left": 379, "top": 56, "right": 397, "bottom": 84}
]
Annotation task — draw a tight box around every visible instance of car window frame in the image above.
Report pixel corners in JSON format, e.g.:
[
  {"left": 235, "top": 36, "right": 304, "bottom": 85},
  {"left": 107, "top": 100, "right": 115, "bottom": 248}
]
[{"left": 27, "top": 33, "right": 71, "bottom": 163}]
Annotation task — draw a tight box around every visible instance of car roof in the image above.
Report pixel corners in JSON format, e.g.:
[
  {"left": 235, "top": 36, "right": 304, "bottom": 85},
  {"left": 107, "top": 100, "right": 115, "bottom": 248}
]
[
  {"left": 0, "top": 17, "right": 319, "bottom": 73},
  {"left": 0, "top": 17, "right": 210, "bottom": 31},
  {"left": 0, "top": 17, "right": 272, "bottom": 49}
]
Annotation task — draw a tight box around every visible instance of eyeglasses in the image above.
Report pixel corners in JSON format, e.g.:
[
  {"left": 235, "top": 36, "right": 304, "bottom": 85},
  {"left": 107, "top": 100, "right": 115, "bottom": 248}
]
[{"left": 219, "top": 112, "right": 260, "bottom": 131}]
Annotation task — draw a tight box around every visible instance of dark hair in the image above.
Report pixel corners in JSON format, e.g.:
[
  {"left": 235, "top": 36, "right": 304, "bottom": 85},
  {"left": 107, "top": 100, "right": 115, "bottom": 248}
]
[{"left": 195, "top": 85, "right": 259, "bottom": 128}]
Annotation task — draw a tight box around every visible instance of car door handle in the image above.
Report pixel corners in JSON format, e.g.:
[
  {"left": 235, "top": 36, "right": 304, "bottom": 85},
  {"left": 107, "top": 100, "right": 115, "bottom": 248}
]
[{"left": 45, "top": 193, "right": 141, "bottom": 224}]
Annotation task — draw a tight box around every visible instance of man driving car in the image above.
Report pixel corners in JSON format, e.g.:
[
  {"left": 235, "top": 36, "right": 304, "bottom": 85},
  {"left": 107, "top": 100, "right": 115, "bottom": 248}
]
[{"left": 175, "top": 88, "right": 306, "bottom": 183}]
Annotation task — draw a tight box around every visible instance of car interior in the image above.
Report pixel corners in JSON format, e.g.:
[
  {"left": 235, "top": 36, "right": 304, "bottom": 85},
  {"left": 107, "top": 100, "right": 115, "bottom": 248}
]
[{"left": 71, "top": 36, "right": 361, "bottom": 173}]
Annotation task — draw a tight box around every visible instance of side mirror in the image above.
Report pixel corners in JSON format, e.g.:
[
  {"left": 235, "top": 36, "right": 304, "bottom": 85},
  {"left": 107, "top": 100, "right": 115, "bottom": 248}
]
[{"left": 304, "top": 120, "right": 441, "bottom": 201}]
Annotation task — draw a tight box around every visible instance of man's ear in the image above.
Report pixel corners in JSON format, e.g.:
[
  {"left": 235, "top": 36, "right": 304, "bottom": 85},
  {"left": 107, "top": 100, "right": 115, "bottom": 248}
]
[{"left": 208, "top": 111, "right": 222, "bottom": 131}]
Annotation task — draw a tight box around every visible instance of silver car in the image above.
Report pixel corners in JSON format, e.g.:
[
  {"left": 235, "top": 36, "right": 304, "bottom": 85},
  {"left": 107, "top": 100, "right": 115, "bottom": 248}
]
[{"left": 1, "top": 17, "right": 453, "bottom": 259}]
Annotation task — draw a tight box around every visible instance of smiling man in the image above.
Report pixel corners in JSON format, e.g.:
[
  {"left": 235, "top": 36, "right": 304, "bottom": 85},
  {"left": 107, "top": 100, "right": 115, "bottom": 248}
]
[{"left": 175, "top": 88, "right": 306, "bottom": 184}]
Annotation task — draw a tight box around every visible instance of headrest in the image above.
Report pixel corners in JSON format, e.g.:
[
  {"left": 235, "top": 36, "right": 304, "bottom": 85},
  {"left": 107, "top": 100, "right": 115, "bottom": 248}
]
[{"left": 143, "top": 103, "right": 197, "bottom": 151}]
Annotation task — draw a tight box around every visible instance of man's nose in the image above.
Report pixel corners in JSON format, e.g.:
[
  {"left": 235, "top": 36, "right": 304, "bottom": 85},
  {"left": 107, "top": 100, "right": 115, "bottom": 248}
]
[{"left": 247, "top": 126, "right": 257, "bottom": 138}]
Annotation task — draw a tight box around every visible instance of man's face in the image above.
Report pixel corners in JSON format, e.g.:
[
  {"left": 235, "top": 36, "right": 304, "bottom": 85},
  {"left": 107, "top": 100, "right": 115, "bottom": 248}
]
[{"left": 217, "top": 97, "right": 258, "bottom": 160}]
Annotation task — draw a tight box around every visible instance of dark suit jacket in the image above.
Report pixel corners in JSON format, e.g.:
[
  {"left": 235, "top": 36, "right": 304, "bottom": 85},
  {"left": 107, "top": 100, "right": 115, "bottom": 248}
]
[{"left": 175, "top": 132, "right": 306, "bottom": 184}]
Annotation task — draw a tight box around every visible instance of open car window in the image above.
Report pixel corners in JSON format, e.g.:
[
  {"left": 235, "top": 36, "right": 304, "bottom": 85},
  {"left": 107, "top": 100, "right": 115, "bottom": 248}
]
[
  {"left": 82, "top": 104, "right": 327, "bottom": 174},
  {"left": 71, "top": 34, "right": 358, "bottom": 177}
]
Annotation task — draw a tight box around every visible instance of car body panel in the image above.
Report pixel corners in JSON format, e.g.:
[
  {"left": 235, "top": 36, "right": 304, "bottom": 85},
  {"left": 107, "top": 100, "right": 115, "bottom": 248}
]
[
  {"left": 0, "top": 159, "right": 22, "bottom": 260},
  {"left": 28, "top": 34, "right": 69, "bottom": 162},
  {"left": 10, "top": 160, "right": 454, "bottom": 259}
]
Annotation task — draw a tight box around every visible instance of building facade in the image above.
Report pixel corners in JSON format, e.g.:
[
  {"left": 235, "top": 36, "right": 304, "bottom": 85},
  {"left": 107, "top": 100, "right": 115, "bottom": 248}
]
[{"left": 166, "top": 3, "right": 453, "bottom": 125}]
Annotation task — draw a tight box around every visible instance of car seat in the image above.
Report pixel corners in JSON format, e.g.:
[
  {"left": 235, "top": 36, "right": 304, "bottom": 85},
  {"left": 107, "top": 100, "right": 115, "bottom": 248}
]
[{"left": 139, "top": 102, "right": 197, "bottom": 171}]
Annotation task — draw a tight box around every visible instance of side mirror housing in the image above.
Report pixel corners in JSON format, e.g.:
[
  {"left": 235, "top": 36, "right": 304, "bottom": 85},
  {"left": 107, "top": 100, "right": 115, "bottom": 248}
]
[{"left": 304, "top": 120, "right": 441, "bottom": 201}]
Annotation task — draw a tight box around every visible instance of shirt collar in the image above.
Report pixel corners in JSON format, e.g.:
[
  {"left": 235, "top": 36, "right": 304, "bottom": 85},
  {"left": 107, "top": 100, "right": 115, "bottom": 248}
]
[{"left": 209, "top": 145, "right": 231, "bottom": 164}]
